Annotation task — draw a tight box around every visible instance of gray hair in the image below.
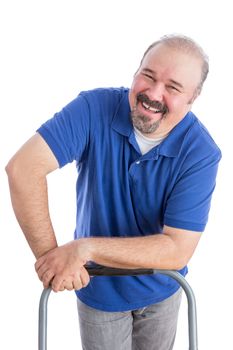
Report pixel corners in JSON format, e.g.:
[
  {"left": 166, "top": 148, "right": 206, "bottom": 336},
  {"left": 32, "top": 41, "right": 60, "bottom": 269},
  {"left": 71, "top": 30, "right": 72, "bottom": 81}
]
[{"left": 141, "top": 34, "right": 209, "bottom": 94}]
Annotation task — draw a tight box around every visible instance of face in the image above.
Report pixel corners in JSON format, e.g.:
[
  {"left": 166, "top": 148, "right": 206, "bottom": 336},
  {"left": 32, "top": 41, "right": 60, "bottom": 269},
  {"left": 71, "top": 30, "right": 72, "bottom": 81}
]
[{"left": 129, "top": 43, "right": 202, "bottom": 137}]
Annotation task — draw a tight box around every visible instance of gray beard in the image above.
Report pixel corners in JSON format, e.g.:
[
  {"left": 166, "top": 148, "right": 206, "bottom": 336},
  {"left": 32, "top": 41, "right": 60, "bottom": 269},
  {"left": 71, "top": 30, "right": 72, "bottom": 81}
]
[{"left": 130, "top": 110, "right": 166, "bottom": 134}]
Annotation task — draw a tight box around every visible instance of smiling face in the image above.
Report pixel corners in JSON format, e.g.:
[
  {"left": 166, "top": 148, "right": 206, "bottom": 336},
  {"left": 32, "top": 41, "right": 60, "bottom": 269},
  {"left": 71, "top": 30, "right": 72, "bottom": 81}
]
[{"left": 129, "top": 43, "right": 203, "bottom": 137}]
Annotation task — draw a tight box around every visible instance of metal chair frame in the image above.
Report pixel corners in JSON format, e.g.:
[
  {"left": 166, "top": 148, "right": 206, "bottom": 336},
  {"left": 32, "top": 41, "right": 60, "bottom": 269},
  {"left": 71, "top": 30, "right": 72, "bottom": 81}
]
[{"left": 39, "top": 267, "right": 198, "bottom": 350}]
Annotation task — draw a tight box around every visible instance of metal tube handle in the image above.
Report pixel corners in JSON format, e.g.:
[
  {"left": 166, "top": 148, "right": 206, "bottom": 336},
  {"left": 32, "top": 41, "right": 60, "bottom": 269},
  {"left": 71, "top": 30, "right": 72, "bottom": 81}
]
[
  {"left": 85, "top": 265, "right": 155, "bottom": 276},
  {"left": 38, "top": 267, "right": 198, "bottom": 350}
]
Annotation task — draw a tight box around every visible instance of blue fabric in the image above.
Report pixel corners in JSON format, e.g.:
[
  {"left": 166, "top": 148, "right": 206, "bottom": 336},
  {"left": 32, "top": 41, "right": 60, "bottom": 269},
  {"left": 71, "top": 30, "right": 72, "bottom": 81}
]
[{"left": 37, "top": 87, "right": 221, "bottom": 311}]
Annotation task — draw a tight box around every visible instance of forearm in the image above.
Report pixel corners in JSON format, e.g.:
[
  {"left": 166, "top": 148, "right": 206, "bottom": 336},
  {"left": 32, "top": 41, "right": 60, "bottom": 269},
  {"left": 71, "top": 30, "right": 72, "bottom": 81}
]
[
  {"left": 7, "top": 169, "right": 57, "bottom": 259},
  {"left": 82, "top": 234, "right": 185, "bottom": 270},
  {"left": 34, "top": 226, "right": 200, "bottom": 292}
]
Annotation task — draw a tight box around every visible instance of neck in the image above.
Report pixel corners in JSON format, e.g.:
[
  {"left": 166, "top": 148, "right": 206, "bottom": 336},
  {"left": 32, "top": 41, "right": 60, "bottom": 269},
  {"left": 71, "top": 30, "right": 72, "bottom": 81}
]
[{"left": 135, "top": 127, "right": 169, "bottom": 141}]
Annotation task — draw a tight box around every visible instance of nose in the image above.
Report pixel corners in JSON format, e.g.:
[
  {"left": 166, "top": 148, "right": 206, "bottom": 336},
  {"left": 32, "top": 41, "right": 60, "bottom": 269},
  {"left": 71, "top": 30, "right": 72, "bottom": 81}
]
[{"left": 147, "top": 82, "right": 164, "bottom": 102}]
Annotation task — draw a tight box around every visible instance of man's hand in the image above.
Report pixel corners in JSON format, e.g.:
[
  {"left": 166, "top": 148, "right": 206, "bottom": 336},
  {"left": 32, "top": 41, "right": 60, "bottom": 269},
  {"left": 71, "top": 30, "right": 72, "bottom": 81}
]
[{"left": 35, "top": 241, "right": 90, "bottom": 292}]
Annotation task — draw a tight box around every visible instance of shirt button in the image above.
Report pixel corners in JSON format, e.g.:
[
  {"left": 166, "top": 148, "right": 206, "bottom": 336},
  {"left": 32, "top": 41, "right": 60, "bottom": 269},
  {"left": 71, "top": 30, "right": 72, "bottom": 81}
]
[{"left": 135, "top": 161, "right": 140, "bottom": 164}]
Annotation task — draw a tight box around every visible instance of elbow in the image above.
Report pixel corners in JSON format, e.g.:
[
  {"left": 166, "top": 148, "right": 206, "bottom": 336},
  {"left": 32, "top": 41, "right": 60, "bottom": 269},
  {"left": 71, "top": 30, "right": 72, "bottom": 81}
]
[
  {"left": 172, "top": 260, "right": 187, "bottom": 271},
  {"left": 6, "top": 155, "right": 48, "bottom": 193},
  {"left": 159, "top": 261, "right": 187, "bottom": 272},
  {"left": 150, "top": 256, "right": 187, "bottom": 271},
  {"left": 5, "top": 156, "right": 31, "bottom": 189},
  {"left": 169, "top": 253, "right": 193, "bottom": 271},
  {"left": 153, "top": 250, "right": 191, "bottom": 271},
  {"left": 5, "top": 158, "right": 16, "bottom": 181},
  {"left": 5, "top": 159, "right": 21, "bottom": 195},
  {"left": 159, "top": 260, "right": 186, "bottom": 271},
  {"left": 5, "top": 157, "right": 21, "bottom": 184}
]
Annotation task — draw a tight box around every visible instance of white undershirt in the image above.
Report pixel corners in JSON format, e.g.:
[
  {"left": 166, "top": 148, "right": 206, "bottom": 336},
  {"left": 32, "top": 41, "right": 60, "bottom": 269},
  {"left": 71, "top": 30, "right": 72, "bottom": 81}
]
[{"left": 134, "top": 127, "right": 168, "bottom": 155}]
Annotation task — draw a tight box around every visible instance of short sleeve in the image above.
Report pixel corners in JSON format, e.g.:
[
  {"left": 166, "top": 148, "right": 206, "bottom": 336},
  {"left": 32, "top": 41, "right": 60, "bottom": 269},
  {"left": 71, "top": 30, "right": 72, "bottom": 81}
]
[
  {"left": 164, "top": 150, "right": 222, "bottom": 232},
  {"left": 37, "top": 93, "right": 91, "bottom": 167}
]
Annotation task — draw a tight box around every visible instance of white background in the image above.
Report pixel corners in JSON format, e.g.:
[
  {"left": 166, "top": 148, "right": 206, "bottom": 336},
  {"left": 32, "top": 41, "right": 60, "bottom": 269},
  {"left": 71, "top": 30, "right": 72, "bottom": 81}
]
[{"left": 0, "top": 0, "right": 232, "bottom": 349}]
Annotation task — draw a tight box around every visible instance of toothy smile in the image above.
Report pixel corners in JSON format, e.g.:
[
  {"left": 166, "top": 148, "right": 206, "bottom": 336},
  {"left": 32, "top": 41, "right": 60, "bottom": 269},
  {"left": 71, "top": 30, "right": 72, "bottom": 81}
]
[
  {"left": 136, "top": 93, "right": 168, "bottom": 115},
  {"left": 142, "top": 101, "right": 162, "bottom": 113}
]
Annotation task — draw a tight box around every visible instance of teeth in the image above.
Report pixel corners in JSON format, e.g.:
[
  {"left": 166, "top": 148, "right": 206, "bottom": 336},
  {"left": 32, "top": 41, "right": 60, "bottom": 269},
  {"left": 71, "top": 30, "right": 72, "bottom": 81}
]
[
  {"left": 142, "top": 102, "right": 160, "bottom": 113},
  {"left": 142, "top": 102, "right": 150, "bottom": 109}
]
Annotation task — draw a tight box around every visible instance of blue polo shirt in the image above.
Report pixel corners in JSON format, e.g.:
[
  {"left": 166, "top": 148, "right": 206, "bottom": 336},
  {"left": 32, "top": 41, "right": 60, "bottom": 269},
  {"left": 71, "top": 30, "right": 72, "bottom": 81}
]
[{"left": 37, "top": 87, "right": 221, "bottom": 311}]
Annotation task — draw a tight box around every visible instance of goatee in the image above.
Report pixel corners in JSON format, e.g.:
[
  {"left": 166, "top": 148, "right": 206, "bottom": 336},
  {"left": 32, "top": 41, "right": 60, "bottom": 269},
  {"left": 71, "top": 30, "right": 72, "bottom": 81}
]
[{"left": 130, "top": 93, "right": 168, "bottom": 134}]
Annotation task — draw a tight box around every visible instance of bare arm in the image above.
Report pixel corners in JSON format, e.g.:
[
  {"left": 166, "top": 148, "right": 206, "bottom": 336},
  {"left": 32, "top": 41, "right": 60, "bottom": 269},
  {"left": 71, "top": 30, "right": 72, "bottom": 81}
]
[
  {"left": 6, "top": 133, "right": 90, "bottom": 291},
  {"left": 35, "top": 225, "right": 201, "bottom": 291},
  {"left": 6, "top": 133, "right": 60, "bottom": 259},
  {"left": 84, "top": 225, "right": 202, "bottom": 270}
]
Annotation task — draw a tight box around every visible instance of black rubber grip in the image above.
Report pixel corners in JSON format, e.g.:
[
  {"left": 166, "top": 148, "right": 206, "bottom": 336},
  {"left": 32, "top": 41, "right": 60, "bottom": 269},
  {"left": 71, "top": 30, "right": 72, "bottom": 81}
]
[{"left": 85, "top": 265, "right": 154, "bottom": 276}]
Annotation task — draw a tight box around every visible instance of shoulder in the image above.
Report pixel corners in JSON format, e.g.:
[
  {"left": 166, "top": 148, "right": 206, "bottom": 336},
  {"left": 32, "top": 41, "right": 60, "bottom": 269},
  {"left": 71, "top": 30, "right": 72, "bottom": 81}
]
[
  {"left": 79, "top": 87, "right": 129, "bottom": 107},
  {"left": 77, "top": 87, "right": 130, "bottom": 128},
  {"left": 184, "top": 112, "right": 222, "bottom": 161},
  {"left": 55, "top": 87, "right": 129, "bottom": 128}
]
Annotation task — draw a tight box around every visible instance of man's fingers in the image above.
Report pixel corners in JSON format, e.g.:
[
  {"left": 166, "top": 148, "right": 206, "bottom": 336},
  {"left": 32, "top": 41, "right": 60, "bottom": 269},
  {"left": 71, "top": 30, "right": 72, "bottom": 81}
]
[
  {"left": 72, "top": 277, "right": 84, "bottom": 291},
  {"left": 64, "top": 280, "right": 77, "bottom": 291},
  {"left": 35, "top": 256, "right": 46, "bottom": 271},
  {"left": 71, "top": 267, "right": 90, "bottom": 290},
  {"left": 34, "top": 244, "right": 90, "bottom": 292},
  {"left": 41, "top": 270, "right": 55, "bottom": 288},
  {"left": 51, "top": 268, "right": 90, "bottom": 292},
  {"left": 36, "top": 264, "right": 48, "bottom": 280},
  {"left": 51, "top": 275, "right": 64, "bottom": 292},
  {"left": 80, "top": 267, "right": 90, "bottom": 288}
]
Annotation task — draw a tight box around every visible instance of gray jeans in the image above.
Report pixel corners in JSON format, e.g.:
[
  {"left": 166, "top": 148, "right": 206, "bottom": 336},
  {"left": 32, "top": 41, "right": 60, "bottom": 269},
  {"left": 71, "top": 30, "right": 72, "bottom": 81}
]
[{"left": 77, "top": 288, "right": 182, "bottom": 350}]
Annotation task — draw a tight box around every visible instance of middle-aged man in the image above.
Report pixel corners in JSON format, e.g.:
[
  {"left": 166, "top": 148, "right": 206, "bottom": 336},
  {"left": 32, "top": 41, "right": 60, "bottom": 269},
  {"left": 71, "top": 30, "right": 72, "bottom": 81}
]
[{"left": 6, "top": 34, "right": 221, "bottom": 349}]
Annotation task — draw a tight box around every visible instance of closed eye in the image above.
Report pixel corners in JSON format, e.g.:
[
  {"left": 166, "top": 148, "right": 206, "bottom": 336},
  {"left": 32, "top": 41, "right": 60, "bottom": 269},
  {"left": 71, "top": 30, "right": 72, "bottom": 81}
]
[
  {"left": 143, "top": 73, "right": 155, "bottom": 81},
  {"left": 168, "top": 79, "right": 184, "bottom": 92},
  {"left": 167, "top": 85, "right": 181, "bottom": 93}
]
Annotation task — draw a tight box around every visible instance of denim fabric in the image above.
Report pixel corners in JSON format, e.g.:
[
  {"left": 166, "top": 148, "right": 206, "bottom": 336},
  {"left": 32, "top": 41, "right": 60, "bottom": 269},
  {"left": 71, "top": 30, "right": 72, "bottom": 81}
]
[{"left": 77, "top": 288, "right": 182, "bottom": 350}]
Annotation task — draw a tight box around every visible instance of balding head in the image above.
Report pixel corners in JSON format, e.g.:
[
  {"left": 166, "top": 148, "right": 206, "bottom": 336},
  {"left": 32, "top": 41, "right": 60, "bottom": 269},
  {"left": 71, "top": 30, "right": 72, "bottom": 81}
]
[{"left": 140, "top": 34, "right": 209, "bottom": 95}]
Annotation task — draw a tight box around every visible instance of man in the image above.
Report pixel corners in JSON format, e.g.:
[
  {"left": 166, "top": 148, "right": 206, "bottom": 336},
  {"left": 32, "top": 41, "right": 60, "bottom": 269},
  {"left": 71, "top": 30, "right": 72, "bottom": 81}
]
[{"left": 6, "top": 34, "right": 221, "bottom": 349}]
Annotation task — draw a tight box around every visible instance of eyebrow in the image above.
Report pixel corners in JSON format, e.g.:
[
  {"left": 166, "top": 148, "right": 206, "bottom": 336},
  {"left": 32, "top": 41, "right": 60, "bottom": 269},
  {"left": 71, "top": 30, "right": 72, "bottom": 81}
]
[
  {"left": 142, "top": 68, "right": 155, "bottom": 75},
  {"left": 142, "top": 68, "right": 184, "bottom": 90},
  {"left": 169, "top": 79, "right": 184, "bottom": 90}
]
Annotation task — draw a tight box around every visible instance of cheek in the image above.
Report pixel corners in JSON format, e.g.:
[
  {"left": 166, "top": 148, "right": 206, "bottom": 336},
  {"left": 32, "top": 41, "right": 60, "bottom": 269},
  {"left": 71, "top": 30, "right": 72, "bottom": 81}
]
[
  {"left": 166, "top": 97, "right": 191, "bottom": 120},
  {"left": 129, "top": 79, "right": 149, "bottom": 107},
  {"left": 166, "top": 95, "right": 184, "bottom": 110},
  {"left": 131, "top": 75, "right": 149, "bottom": 94}
]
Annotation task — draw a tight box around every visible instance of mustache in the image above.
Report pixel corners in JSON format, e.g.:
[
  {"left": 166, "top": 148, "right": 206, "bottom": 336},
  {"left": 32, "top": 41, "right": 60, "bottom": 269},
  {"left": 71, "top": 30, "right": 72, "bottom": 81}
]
[{"left": 136, "top": 93, "right": 169, "bottom": 115}]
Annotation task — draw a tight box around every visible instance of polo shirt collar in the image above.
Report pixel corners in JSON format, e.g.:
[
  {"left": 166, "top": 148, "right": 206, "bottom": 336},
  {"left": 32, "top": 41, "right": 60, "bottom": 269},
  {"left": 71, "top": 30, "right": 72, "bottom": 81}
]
[
  {"left": 111, "top": 89, "right": 196, "bottom": 158},
  {"left": 158, "top": 112, "right": 195, "bottom": 158},
  {"left": 111, "top": 89, "right": 132, "bottom": 137}
]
